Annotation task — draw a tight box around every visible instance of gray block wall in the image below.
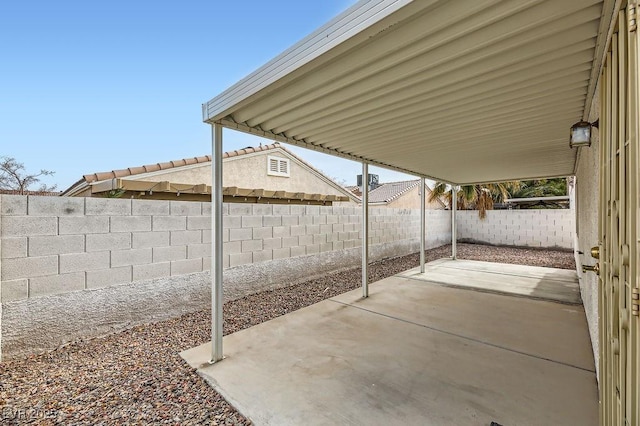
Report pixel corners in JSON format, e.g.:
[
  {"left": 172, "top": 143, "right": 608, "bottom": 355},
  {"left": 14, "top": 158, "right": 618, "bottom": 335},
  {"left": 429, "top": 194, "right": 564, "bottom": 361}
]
[
  {"left": 456, "top": 209, "right": 574, "bottom": 249},
  {"left": 0, "top": 196, "right": 211, "bottom": 303},
  {"left": 0, "top": 196, "right": 451, "bottom": 359},
  {"left": 0, "top": 197, "right": 452, "bottom": 304},
  {"left": 0, "top": 196, "right": 574, "bottom": 360}
]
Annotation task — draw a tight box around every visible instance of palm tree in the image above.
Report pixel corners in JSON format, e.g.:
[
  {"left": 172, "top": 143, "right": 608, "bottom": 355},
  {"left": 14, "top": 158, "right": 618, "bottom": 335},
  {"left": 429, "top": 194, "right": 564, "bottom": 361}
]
[
  {"left": 429, "top": 181, "right": 520, "bottom": 219},
  {"left": 509, "top": 178, "right": 567, "bottom": 199},
  {"left": 505, "top": 178, "right": 568, "bottom": 209}
]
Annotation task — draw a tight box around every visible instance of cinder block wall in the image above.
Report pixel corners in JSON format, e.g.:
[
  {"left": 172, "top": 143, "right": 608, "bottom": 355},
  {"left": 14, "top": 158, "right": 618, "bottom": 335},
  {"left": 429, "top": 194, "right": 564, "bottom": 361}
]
[
  {"left": 0, "top": 196, "right": 451, "bottom": 359},
  {"left": 0, "top": 197, "right": 452, "bottom": 303},
  {"left": 456, "top": 209, "right": 574, "bottom": 249},
  {"left": 0, "top": 196, "right": 576, "bottom": 359},
  {"left": 0, "top": 196, "right": 213, "bottom": 303}
]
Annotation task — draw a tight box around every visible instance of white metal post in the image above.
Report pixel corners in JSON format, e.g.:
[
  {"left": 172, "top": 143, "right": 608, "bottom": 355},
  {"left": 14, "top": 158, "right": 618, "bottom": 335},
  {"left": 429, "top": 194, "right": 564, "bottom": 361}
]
[
  {"left": 451, "top": 185, "right": 457, "bottom": 260},
  {"left": 420, "top": 177, "right": 426, "bottom": 273},
  {"left": 211, "top": 123, "right": 224, "bottom": 363},
  {"left": 362, "top": 162, "right": 369, "bottom": 298}
]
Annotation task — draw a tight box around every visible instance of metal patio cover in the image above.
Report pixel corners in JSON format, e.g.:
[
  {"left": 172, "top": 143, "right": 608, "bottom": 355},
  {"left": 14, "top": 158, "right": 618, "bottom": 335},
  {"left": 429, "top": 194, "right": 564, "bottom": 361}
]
[{"left": 203, "top": 0, "right": 611, "bottom": 185}]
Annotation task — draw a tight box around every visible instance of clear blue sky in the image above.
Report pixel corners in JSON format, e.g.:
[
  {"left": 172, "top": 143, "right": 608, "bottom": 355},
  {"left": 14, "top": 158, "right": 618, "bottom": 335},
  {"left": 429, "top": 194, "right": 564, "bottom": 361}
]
[{"left": 0, "top": 0, "right": 413, "bottom": 191}]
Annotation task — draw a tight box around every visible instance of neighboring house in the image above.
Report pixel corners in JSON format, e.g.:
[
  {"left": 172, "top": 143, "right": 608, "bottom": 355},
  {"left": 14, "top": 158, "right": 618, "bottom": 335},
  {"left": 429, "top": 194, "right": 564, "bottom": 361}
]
[
  {"left": 348, "top": 180, "right": 445, "bottom": 209},
  {"left": 61, "top": 143, "right": 358, "bottom": 205}
]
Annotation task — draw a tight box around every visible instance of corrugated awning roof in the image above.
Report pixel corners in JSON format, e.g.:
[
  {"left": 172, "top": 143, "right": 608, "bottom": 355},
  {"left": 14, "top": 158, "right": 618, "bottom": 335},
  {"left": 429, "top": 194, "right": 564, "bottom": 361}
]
[{"left": 203, "top": 0, "right": 614, "bottom": 185}]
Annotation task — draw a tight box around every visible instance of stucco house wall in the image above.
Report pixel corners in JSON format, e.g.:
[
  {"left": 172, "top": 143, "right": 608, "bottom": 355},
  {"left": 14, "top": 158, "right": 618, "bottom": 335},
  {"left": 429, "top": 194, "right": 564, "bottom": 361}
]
[
  {"left": 574, "top": 84, "right": 600, "bottom": 374},
  {"left": 223, "top": 150, "right": 350, "bottom": 197},
  {"left": 132, "top": 149, "right": 347, "bottom": 197},
  {"left": 132, "top": 163, "right": 210, "bottom": 186}
]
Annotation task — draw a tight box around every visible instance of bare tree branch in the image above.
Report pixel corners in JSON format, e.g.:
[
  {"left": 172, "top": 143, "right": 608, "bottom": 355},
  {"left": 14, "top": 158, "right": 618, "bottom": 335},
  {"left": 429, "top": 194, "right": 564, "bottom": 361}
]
[{"left": 0, "top": 156, "right": 58, "bottom": 194}]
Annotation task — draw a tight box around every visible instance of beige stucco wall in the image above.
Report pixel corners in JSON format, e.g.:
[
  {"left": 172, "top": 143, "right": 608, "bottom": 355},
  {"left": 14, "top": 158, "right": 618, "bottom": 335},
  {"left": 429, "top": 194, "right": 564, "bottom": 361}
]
[
  {"left": 128, "top": 148, "right": 353, "bottom": 201},
  {"left": 133, "top": 163, "right": 211, "bottom": 186},
  {"left": 384, "top": 185, "right": 444, "bottom": 209},
  {"left": 76, "top": 187, "right": 92, "bottom": 197},
  {"left": 224, "top": 150, "right": 349, "bottom": 196},
  {"left": 574, "top": 82, "right": 600, "bottom": 375}
]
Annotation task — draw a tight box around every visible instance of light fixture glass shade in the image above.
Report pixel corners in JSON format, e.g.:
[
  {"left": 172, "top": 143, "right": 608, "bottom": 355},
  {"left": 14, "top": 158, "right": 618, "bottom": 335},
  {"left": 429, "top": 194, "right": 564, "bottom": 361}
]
[{"left": 570, "top": 121, "right": 592, "bottom": 147}]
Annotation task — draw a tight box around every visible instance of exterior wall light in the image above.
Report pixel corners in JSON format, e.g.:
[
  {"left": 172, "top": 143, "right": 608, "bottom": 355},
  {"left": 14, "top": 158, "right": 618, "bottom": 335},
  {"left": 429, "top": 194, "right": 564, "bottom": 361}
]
[{"left": 570, "top": 119, "right": 598, "bottom": 148}]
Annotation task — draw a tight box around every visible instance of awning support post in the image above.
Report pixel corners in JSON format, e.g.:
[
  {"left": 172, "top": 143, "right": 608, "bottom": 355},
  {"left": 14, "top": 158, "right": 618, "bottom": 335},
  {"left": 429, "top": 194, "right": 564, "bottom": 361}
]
[
  {"left": 451, "top": 185, "right": 457, "bottom": 260},
  {"left": 362, "top": 162, "right": 369, "bottom": 298},
  {"left": 419, "top": 177, "right": 426, "bottom": 273},
  {"left": 210, "top": 123, "right": 224, "bottom": 363}
]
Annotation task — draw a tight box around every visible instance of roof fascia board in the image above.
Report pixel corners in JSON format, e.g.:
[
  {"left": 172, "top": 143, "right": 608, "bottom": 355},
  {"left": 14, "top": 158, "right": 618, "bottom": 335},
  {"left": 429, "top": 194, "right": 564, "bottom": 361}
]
[
  {"left": 217, "top": 118, "right": 456, "bottom": 185},
  {"left": 61, "top": 181, "right": 89, "bottom": 197},
  {"left": 203, "top": 0, "right": 414, "bottom": 123},
  {"left": 575, "top": 0, "right": 619, "bottom": 175},
  {"left": 582, "top": 0, "right": 621, "bottom": 122}
]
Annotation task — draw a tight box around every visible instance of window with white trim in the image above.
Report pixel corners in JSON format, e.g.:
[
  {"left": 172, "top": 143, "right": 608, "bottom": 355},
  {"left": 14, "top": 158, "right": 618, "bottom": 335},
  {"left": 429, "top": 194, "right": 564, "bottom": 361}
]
[{"left": 267, "top": 155, "right": 290, "bottom": 177}]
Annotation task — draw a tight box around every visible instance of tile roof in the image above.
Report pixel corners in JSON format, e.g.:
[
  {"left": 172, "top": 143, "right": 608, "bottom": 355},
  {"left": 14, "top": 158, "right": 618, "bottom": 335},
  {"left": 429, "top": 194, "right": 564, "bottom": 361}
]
[
  {"left": 82, "top": 143, "right": 282, "bottom": 183},
  {"left": 367, "top": 180, "right": 421, "bottom": 204},
  {"left": 345, "top": 185, "right": 361, "bottom": 196}
]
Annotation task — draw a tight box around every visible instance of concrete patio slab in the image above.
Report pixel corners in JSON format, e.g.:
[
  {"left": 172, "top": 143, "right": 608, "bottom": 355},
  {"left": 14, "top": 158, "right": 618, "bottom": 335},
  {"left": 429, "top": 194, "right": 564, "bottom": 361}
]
[
  {"left": 181, "top": 261, "right": 597, "bottom": 426},
  {"left": 397, "top": 259, "right": 581, "bottom": 304}
]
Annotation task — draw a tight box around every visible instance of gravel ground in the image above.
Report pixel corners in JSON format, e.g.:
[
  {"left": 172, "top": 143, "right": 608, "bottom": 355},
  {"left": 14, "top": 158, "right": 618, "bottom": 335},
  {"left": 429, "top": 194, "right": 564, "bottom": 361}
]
[{"left": 0, "top": 243, "right": 575, "bottom": 425}]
